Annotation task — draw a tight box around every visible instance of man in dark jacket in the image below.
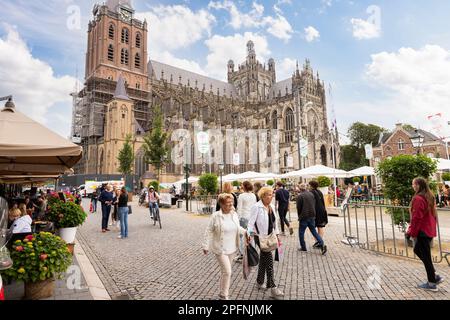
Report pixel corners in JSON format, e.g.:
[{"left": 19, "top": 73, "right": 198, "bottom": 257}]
[
  {"left": 275, "top": 182, "right": 293, "bottom": 235},
  {"left": 296, "top": 183, "right": 327, "bottom": 255}
]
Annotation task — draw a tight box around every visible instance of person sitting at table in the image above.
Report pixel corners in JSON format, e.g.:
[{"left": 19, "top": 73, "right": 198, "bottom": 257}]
[{"left": 9, "top": 208, "right": 32, "bottom": 234}]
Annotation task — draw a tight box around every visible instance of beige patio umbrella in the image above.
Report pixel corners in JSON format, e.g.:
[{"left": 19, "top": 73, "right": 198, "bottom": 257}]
[{"left": 0, "top": 98, "right": 82, "bottom": 176}]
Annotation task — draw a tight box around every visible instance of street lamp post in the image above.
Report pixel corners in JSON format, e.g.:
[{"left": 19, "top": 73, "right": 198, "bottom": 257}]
[
  {"left": 183, "top": 164, "right": 190, "bottom": 211},
  {"left": 411, "top": 129, "right": 424, "bottom": 155},
  {"left": 219, "top": 164, "right": 224, "bottom": 193}
]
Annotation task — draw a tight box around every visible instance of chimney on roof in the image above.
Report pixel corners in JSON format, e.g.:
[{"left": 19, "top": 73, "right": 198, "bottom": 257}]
[{"left": 395, "top": 123, "right": 403, "bottom": 130}]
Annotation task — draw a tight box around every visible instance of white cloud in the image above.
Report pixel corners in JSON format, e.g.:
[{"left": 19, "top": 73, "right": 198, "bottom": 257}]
[
  {"left": 136, "top": 5, "right": 216, "bottom": 53},
  {"left": 0, "top": 26, "right": 77, "bottom": 137},
  {"left": 205, "top": 32, "right": 271, "bottom": 80},
  {"left": 135, "top": 4, "right": 215, "bottom": 75},
  {"left": 360, "top": 45, "right": 450, "bottom": 136},
  {"left": 351, "top": 18, "right": 380, "bottom": 40},
  {"left": 277, "top": 58, "right": 297, "bottom": 80},
  {"left": 304, "top": 26, "right": 320, "bottom": 42},
  {"left": 208, "top": 1, "right": 293, "bottom": 42},
  {"left": 264, "top": 15, "right": 293, "bottom": 42}
]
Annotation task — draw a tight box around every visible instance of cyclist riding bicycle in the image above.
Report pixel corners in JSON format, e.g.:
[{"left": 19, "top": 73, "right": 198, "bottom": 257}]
[{"left": 147, "top": 186, "right": 160, "bottom": 219}]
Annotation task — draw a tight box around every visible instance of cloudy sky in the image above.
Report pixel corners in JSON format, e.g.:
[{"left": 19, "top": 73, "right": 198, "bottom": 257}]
[{"left": 1, "top": 0, "right": 450, "bottom": 143}]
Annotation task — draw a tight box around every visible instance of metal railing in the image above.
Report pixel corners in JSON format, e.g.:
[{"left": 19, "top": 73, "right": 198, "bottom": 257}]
[
  {"left": 342, "top": 202, "right": 448, "bottom": 264},
  {"left": 188, "top": 195, "right": 218, "bottom": 215}
]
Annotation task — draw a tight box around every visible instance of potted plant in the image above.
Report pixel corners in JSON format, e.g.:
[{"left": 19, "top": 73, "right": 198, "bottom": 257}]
[
  {"left": 1, "top": 232, "right": 72, "bottom": 299},
  {"left": 198, "top": 174, "right": 218, "bottom": 214},
  {"left": 352, "top": 177, "right": 361, "bottom": 185},
  {"left": 47, "top": 194, "right": 87, "bottom": 245},
  {"left": 266, "top": 180, "right": 274, "bottom": 186},
  {"left": 317, "top": 176, "right": 332, "bottom": 195}
]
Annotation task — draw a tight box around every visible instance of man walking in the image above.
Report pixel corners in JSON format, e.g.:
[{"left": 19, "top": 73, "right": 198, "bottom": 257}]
[
  {"left": 275, "top": 182, "right": 294, "bottom": 236},
  {"left": 296, "top": 183, "right": 327, "bottom": 255}
]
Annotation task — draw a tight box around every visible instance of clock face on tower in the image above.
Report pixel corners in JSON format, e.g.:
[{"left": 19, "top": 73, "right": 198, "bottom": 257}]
[{"left": 120, "top": 9, "right": 132, "bottom": 22}]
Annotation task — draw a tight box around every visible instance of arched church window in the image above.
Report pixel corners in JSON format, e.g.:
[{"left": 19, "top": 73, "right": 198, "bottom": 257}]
[
  {"left": 135, "top": 53, "right": 141, "bottom": 69},
  {"left": 107, "top": 44, "right": 114, "bottom": 62},
  {"left": 121, "top": 28, "right": 129, "bottom": 44},
  {"left": 136, "top": 33, "right": 141, "bottom": 48},
  {"left": 272, "top": 110, "right": 277, "bottom": 129},
  {"left": 121, "top": 48, "right": 129, "bottom": 65},
  {"left": 284, "top": 108, "right": 294, "bottom": 143},
  {"left": 109, "top": 24, "right": 115, "bottom": 40}
]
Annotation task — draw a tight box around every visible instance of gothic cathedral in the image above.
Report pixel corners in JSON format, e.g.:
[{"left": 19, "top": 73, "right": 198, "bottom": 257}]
[{"left": 72, "top": 0, "right": 340, "bottom": 182}]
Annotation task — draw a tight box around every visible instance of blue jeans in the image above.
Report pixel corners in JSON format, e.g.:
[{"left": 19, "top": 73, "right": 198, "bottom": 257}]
[
  {"left": 101, "top": 204, "right": 111, "bottom": 230},
  {"left": 91, "top": 199, "right": 97, "bottom": 212},
  {"left": 299, "top": 217, "right": 323, "bottom": 250},
  {"left": 149, "top": 202, "right": 159, "bottom": 217},
  {"left": 119, "top": 207, "right": 129, "bottom": 238}
]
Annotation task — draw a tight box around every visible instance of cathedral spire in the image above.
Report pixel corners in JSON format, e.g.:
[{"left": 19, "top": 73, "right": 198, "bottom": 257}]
[
  {"left": 106, "top": 0, "right": 134, "bottom": 12},
  {"left": 114, "top": 74, "right": 131, "bottom": 101}
]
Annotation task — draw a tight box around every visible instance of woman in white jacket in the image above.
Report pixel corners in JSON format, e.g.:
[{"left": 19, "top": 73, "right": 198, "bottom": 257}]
[
  {"left": 202, "top": 193, "right": 247, "bottom": 300},
  {"left": 248, "top": 187, "right": 284, "bottom": 299}
]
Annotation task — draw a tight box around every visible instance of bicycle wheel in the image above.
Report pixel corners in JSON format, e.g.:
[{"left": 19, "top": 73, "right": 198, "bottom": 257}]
[{"left": 157, "top": 207, "right": 162, "bottom": 229}]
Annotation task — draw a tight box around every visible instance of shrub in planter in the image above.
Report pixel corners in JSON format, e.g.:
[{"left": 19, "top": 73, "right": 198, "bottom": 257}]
[
  {"left": 352, "top": 177, "right": 361, "bottom": 184},
  {"left": 199, "top": 174, "right": 218, "bottom": 195},
  {"left": 1, "top": 232, "right": 72, "bottom": 299},
  {"left": 266, "top": 180, "right": 274, "bottom": 186},
  {"left": 442, "top": 173, "right": 450, "bottom": 182},
  {"left": 232, "top": 180, "right": 240, "bottom": 188},
  {"left": 317, "top": 176, "right": 331, "bottom": 188},
  {"left": 47, "top": 200, "right": 87, "bottom": 229}
]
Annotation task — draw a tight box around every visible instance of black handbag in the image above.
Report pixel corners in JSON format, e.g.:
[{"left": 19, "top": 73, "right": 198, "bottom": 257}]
[
  {"left": 246, "top": 244, "right": 259, "bottom": 267},
  {"left": 128, "top": 205, "right": 132, "bottom": 214}
]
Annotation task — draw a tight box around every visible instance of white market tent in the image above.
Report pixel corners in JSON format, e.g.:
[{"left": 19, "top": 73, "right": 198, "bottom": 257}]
[
  {"left": 281, "top": 165, "right": 350, "bottom": 179},
  {"left": 347, "top": 166, "right": 375, "bottom": 177},
  {"left": 173, "top": 176, "right": 199, "bottom": 185},
  {"left": 222, "top": 171, "right": 280, "bottom": 182},
  {"left": 432, "top": 158, "right": 450, "bottom": 171}
]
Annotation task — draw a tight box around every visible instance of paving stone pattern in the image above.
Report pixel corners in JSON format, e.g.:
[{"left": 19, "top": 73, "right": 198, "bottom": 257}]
[{"left": 77, "top": 198, "right": 450, "bottom": 300}]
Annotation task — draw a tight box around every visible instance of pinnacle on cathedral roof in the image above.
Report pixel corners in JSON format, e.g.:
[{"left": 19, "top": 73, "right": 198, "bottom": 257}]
[{"left": 114, "top": 74, "right": 131, "bottom": 101}]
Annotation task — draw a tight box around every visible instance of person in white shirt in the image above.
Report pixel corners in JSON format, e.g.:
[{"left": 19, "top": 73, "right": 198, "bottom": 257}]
[
  {"left": 248, "top": 187, "right": 284, "bottom": 299},
  {"left": 236, "top": 181, "right": 257, "bottom": 261},
  {"left": 202, "top": 193, "right": 247, "bottom": 300},
  {"left": 9, "top": 208, "right": 32, "bottom": 234}
]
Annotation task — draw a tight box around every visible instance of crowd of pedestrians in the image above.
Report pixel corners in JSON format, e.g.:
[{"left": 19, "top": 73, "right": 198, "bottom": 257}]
[{"left": 203, "top": 179, "right": 329, "bottom": 300}]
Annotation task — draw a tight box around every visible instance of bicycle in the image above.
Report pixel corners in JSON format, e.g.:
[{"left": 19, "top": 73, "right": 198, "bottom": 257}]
[{"left": 149, "top": 202, "right": 162, "bottom": 229}]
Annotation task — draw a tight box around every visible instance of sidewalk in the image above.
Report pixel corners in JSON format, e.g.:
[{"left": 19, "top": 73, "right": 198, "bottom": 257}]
[
  {"left": 3, "top": 239, "right": 110, "bottom": 300},
  {"left": 4, "top": 253, "right": 93, "bottom": 300}
]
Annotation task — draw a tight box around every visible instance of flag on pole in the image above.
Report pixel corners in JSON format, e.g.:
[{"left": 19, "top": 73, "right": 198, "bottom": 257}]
[{"left": 427, "top": 113, "right": 446, "bottom": 139}]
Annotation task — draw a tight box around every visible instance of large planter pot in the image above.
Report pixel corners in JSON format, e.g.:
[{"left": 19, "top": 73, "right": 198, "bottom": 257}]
[
  {"left": 24, "top": 278, "right": 55, "bottom": 300},
  {"left": 58, "top": 227, "right": 77, "bottom": 244}
]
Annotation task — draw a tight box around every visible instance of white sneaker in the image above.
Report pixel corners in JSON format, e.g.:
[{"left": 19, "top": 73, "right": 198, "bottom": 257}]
[
  {"left": 117, "top": 235, "right": 122, "bottom": 239},
  {"left": 257, "top": 283, "right": 267, "bottom": 290},
  {"left": 270, "top": 287, "right": 284, "bottom": 299}
]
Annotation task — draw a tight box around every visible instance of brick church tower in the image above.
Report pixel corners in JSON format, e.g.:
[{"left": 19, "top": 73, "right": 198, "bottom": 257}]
[{"left": 74, "top": 0, "right": 150, "bottom": 174}]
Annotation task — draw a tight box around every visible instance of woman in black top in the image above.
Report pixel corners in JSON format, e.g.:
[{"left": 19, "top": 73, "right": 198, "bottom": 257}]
[
  {"left": 118, "top": 187, "right": 129, "bottom": 239},
  {"left": 309, "top": 180, "right": 328, "bottom": 248}
]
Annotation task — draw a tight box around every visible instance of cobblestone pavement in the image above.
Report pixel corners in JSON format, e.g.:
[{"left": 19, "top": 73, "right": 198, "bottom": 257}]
[
  {"left": 4, "top": 254, "right": 93, "bottom": 300},
  {"left": 77, "top": 198, "right": 450, "bottom": 300}
]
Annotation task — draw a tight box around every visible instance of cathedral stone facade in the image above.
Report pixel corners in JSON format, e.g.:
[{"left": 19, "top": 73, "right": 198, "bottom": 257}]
[{"left": 72, "top": 0, "right": 340, "bottom": 183}]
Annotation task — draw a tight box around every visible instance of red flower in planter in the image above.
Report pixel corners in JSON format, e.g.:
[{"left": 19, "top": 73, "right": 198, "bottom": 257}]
[
  {"left": 25, "top": 235, "right": 34, "bottom": 241},
  {"left": 39, "top": 254, "right": 48, "bottom": 261},
  {"left": 15, "top": 246, "right": 24, "bottom": 252}
]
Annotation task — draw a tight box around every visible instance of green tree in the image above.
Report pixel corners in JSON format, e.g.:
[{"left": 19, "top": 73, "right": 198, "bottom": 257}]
[
  {"left": 117, "top": 134, "right": 134, "bottom": 184},
  {"left": 142, "top": 105, "right": 170, "bottom": 182},
  {"left": 266, "top": 180, "right": 274, "bottom": 186},
  {"left": 148, "top": 180, "right": 160, "bottom": 192},
  {"left": 376, "top": 155, "right": 437, "bottom": 228},
  {"left": 402, "top": 124, "right": 416, "bottom": 131},
  {"left": 198, "top": 174, "right": 218, "bottom": 195},
  {"left": 339, "top": 145, "right": 365, "bottom": 171},
  {"left": 348, "top": 122, "right": 388, "bottom": 148}
]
